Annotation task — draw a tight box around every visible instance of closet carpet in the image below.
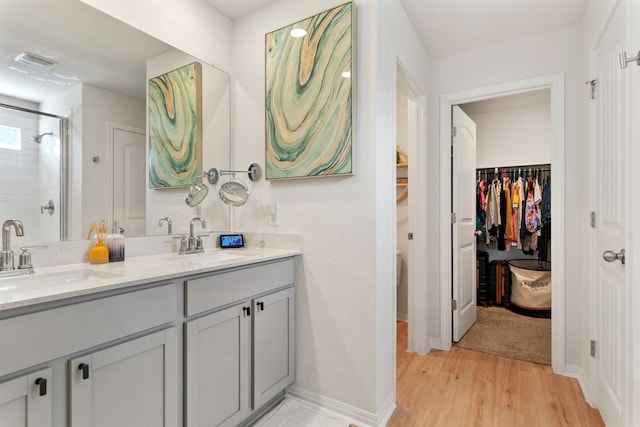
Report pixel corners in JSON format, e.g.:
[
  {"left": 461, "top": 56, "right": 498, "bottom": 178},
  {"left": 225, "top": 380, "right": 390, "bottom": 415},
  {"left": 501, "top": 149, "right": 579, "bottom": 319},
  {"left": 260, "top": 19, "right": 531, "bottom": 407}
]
[{"left": 456, "top": 306, "right": 551, "bottom": 365}]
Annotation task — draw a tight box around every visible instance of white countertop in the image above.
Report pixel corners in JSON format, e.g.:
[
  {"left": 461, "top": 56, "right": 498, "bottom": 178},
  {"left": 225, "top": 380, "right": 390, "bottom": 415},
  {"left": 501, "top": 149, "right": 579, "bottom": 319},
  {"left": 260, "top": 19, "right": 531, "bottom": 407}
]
[{"left": 0, "top": 247, "right": 300, "bottom": 312}]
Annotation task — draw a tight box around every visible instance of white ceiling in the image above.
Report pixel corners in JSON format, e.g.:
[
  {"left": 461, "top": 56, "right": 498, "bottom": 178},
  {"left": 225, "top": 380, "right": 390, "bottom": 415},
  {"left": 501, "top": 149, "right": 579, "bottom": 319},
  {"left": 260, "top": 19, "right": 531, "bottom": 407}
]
[
  {"left": 0, "top": 0, "right": 171, "bottom": 103},
  {"left": 204, "top": 0, "right": 279, "bottom": 20},
  {"left": 399, "top": 0, "right": 589, "bottom": 58},
  {"left": 460, "top": 89, "right": 551, "bottom": 116},
  {"left": 209, "top": 0, "right": 589, "bottom": 58},
  {"left": 0, "top": 0, "right": 589, "bottom": 105}
]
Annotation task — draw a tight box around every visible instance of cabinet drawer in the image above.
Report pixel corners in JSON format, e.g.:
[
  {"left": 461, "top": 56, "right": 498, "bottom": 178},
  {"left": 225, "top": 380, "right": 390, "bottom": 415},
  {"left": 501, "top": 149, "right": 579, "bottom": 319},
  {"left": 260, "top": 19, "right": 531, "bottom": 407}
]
[
  {"left": 185, "top": 259, "right": 294, "bottom": 316},
  {"left": 0, "top": 283, "right": 178, "bottom": 378}
]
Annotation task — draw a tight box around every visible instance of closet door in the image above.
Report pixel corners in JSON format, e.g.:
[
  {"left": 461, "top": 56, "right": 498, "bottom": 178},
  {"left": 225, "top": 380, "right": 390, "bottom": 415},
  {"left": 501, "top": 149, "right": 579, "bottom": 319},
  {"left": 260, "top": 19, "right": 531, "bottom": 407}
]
[{"left": 452, "top": 105, "right": 477, "bottom": 342}]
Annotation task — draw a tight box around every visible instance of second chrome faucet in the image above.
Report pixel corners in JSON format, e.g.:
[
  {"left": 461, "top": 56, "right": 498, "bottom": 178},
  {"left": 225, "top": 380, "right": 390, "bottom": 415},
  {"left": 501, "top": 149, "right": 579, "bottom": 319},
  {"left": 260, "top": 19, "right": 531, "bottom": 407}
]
[{"left": 177, "top": 217, "right": 207, "bottom": 255}]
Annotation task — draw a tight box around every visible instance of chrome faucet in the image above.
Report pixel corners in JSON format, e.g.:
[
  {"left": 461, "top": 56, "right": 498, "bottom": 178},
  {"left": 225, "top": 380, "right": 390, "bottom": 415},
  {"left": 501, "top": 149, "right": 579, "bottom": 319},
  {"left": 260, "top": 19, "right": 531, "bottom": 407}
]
[
  {"left": 177, "top": 217, "right": 207, "bottom": 255},
  {"left": 158, "top": 217, "right": 172, "bottom": 235},
  {"left": 1, "top": 219, "right": 24, "bottom": 271}
]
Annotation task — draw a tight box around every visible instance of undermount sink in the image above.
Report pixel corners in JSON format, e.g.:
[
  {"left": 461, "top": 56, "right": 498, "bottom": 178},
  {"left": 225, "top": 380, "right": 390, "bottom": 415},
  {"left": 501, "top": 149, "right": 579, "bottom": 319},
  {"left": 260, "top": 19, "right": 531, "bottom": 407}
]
[
  {"left": 164, "top": 251, "right": 247, "bottom": 264},
  {"left": 0, "top": 269, "right": 123, "bottom": 291}
]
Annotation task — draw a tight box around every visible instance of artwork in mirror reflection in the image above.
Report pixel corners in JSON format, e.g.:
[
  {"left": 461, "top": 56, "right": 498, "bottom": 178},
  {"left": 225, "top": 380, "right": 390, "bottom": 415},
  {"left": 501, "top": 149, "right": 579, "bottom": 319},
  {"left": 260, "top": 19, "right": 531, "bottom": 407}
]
[
  {"left": 149, "top": 62, "right": 203, "bottom": 188},
  {"left": 265, "top": 2, "right": 353, "bottom": 180}
]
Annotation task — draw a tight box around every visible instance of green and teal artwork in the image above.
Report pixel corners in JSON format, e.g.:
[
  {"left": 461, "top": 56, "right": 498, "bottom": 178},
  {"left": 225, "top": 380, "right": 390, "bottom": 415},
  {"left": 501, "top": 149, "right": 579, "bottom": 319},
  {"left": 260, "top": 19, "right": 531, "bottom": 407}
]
[
  {"left": 265, "top": 2, "right": 354, "bottom": 180},
  {"left": 149, "top": 62, "right": 202, "bottom": 188}
]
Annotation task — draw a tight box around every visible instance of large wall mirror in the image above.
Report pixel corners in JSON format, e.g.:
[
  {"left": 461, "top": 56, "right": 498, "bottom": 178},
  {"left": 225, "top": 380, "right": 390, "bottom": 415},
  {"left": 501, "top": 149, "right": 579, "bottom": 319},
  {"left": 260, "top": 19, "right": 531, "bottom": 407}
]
[{"left": 0, "top": 0, "right": 230, "bottom": 246}]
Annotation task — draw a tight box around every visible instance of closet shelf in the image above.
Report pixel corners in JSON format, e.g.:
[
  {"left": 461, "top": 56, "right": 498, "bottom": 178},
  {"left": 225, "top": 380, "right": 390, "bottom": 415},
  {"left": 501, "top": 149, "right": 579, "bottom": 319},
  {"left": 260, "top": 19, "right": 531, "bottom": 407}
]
[{"left": 396, "top": 145, "right": 409, "bottom": 203}]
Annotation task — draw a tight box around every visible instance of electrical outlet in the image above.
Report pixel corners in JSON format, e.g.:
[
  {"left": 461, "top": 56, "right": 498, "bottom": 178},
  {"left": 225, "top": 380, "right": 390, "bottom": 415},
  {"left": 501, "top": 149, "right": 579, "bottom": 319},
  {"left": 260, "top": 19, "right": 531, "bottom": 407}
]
[{"left": 268, "top": 202, "right": 279, "bottom": 226}]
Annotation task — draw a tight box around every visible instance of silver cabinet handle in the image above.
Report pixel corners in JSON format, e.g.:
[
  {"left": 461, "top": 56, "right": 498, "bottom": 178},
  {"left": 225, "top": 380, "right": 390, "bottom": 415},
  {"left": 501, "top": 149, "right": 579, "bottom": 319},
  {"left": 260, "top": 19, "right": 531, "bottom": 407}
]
[{"left": 603, "top": 249, "right": 625, "bottom": 265}]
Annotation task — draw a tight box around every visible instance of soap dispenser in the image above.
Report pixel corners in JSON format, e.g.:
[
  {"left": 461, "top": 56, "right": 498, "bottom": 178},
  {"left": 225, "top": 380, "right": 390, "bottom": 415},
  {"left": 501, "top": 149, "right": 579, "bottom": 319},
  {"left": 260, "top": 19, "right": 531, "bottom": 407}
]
[{"left": 105, "top": 221, "right": 125, "bottom": 262}]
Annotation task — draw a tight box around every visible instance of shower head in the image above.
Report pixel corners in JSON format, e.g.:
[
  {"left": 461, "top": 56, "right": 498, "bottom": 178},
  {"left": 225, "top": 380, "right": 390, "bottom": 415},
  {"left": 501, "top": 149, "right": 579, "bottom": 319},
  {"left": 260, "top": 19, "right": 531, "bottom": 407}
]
[{"left": 32, "top": 132, "right": 53, "bottom": 143}]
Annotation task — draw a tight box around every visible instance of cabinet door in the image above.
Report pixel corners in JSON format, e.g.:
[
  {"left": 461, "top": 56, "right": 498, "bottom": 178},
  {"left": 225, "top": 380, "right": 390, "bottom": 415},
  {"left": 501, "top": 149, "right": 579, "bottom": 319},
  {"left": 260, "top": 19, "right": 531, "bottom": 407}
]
[
  {"left": 0, "top": 368, "right": 52, "bottom": 427},
  {"left": 253, "top": 286, "right": 295, "bottom": 408},
  {"left": 69, "top": 328, "right": 178, "bottom": 427},
  {"left": 185, "top": 303, "right": 250, "bottom": 427}
]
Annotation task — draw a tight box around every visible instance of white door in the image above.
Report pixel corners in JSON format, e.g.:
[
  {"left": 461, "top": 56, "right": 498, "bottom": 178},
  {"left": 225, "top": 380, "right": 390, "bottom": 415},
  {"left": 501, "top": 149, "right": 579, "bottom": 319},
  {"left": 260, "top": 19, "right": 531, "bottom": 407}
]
[
  {"left": 591, "top": 1, "right": 629, "bottom": 425},
  {"left": 112, "top": 126, "right": 146, "bottom": 237},
  {"left": 452, "top": 105, "right": 477, "bottom": 342}
]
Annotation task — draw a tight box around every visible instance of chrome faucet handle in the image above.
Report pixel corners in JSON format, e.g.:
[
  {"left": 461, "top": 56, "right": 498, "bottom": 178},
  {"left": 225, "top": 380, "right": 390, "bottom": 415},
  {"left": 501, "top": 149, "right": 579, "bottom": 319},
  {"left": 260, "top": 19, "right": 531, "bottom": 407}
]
[
  {"left": 171, "top": 235, "right": 188, "bottom": 254},
  {"left": 195, "top": 236, "right": 204, "bottom": 251},
  {"left": 18, "top": 246, "right": 47, "bottom": 271}
]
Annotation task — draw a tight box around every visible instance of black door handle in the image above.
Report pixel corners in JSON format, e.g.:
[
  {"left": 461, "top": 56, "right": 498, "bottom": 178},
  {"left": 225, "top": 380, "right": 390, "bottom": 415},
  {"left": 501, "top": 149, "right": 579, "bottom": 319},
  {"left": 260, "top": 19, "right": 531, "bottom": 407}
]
[
  {"left": 243, "top": 306, "right": 251, "bottom": 316},
  {"left": 78, "top": 363, "right": 90, "bottom": 380},
  {"left": 35, "top": 377, "right": 47, "bottom": 396},
  {"left": 257, "top": 301, "right": 264, "bottom": 311}
]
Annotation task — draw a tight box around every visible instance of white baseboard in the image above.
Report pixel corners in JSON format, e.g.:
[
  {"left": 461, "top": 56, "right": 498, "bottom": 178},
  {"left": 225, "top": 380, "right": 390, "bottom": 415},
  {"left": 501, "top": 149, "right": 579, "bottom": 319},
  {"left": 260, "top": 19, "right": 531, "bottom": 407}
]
[
  {"left": 428, "top": 337, "right": 442, "bottom": 352},
  {"left": 286, "top": 385, "right": 385, "bottom": 426},
  {"left": 376, "top": 392, "right": 396, "bottom": 426},
  {"left": 564, "top": 363, "right": 594, "bottom": 407}
]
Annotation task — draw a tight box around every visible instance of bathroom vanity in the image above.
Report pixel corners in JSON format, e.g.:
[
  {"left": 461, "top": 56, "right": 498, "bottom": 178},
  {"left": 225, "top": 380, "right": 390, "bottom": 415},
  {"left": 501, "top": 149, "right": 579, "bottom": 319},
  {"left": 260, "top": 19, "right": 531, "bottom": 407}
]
[{"left": 0, "top": 248, "right": 298, "bottom": 427}]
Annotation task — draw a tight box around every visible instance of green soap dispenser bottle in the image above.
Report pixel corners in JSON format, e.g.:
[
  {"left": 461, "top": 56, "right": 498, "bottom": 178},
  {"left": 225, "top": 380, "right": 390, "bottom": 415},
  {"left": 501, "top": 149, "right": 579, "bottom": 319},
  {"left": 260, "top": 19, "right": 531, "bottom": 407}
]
[{"left": 105, "top": 221, "right": 125, "bottom": 262}]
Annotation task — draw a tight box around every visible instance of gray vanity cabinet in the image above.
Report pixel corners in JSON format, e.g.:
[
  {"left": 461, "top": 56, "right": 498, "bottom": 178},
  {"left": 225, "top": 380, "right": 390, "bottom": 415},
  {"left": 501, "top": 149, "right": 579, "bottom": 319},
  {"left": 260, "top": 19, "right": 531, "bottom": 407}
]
[
  {"left": 0, "top": 283, "right": 178, "bottom": 427},
  {"left": 0, "top": 255, "right": 296, "bottom": 427},
  {"left": 184, "top": 258, "right": 295, "bottom": 427},
  {"left": 69, "top": 328, "right": 178, "bottom": 427},
  {"left": 185, "top": 303, "right": 250, "bottom": 427},
  {"left": 252, "top": 286, "right": 295, "bottom": 409},
  {"left": 0, "top": 368, "right": 52, "bottom": 427}
]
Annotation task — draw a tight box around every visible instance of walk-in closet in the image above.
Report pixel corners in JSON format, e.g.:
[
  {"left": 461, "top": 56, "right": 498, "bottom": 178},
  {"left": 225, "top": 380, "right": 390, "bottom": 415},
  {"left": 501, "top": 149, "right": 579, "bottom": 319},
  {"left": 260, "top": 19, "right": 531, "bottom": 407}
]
[{"left": 455, "top": 89, "right": 553, "bottom": 365}]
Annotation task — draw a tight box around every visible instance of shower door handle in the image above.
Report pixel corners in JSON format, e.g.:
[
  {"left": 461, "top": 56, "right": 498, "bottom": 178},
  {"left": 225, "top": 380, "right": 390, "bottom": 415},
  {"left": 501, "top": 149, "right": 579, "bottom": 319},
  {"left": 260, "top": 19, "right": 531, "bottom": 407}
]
[{"left": 603, "top": 249, "right": 625, "bottom": 265}]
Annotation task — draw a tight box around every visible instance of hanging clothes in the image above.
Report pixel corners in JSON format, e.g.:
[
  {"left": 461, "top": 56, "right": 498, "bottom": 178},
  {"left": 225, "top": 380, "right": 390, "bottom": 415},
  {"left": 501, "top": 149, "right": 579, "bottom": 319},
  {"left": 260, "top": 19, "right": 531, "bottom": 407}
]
[
  {"left": 476, "top": 180, "right": 487, "bottom": 240},
  {"left": 475, "top": 165, "right": 551, "bottom": 256},
  {"left": 503, "top": 177, "right": 515, "bottom": 242},
  {"left": 497, "top": 182, "right": 507, "bottom": 250},
  {"left": 485, "top": 179, "right": 501, "bottom": 237}
]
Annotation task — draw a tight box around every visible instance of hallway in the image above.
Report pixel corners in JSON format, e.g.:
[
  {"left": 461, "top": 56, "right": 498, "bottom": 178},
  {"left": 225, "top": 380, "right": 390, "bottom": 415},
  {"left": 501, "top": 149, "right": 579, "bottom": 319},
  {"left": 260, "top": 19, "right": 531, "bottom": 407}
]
[{"left": 388, "top": 322, "right": 604, "bottom": 426}]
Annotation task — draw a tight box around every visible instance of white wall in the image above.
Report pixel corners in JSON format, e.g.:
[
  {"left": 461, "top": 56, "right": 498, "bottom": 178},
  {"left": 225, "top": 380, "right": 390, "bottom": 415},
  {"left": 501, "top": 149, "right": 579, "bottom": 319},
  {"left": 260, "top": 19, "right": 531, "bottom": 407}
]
[
  {"left": 80, "top": 84, "right": 145, "bottom": 239},
  {"left": 231, "top": 0, "right": 428, "bottom": 422},
  {"left": 231, "top": 0, "right": 380, "bottom": 416},
  {"left": 469, "top": 103, "right": 551, "bottom": 168},
  {"left": 428, "top": 25, "right": 587, "bottom": 368}
]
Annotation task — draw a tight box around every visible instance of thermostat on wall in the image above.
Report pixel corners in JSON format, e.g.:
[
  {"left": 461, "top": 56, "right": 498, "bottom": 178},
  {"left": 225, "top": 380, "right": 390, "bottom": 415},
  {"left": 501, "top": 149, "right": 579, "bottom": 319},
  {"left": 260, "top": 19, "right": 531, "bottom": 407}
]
[{"left": 220, "top": 233, "right": 245, "bottom": 248}]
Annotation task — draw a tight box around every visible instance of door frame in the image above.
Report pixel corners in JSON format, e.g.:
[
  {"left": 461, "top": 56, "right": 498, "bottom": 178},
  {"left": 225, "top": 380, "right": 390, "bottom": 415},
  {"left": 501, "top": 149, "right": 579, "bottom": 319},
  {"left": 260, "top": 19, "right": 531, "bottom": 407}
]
[
  {"left": 438, "top": 73, "right": 566, "bottom": 372},
  {"left": 397, "top": 62, "right": 429, "bottom": 355}
]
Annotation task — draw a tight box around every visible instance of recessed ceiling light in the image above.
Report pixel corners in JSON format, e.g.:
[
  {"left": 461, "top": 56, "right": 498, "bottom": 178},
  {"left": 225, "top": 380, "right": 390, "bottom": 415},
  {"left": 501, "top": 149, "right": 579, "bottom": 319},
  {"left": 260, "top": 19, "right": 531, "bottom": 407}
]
[
  {"left": 14, "top": 52, "right": 57, "bottom": 70},
  {"left": 341, "top": 71, "right": 351, "bottom": 78},
  {"left": 290, "top": 28, "right": 307, "bottom": 38}
]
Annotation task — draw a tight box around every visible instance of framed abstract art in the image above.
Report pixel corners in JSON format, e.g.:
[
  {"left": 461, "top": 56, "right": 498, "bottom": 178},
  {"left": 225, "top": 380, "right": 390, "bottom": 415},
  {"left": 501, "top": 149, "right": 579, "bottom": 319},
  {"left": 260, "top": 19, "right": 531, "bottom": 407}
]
[
  {"left": 265, "top": 2, "right": 354, "bottom": 180},
  {"left": 148, "top": 62, "right": 203, "bottom": 188}
]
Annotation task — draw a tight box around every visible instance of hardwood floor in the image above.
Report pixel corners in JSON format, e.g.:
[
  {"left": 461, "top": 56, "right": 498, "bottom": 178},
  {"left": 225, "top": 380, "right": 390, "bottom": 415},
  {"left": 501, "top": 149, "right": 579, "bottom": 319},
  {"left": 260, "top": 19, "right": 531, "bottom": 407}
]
[{"left": 388, "top": 322, "right": 604, "bottom": 427}]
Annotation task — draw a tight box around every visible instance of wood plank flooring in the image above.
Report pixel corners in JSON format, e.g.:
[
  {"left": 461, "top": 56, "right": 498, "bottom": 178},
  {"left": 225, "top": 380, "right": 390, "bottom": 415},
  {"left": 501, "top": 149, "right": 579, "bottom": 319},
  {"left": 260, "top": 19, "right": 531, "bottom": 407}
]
[{"left": 387, "top": 322, "right": 604, "bottom": 427}]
